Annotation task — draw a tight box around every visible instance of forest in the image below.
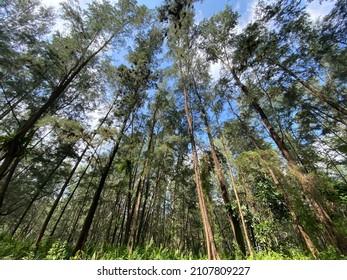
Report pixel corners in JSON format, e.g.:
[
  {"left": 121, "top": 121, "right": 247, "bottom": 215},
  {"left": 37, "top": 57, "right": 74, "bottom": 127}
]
[{"left": 0, "top": 0, "right": 346, "bottom": 260}]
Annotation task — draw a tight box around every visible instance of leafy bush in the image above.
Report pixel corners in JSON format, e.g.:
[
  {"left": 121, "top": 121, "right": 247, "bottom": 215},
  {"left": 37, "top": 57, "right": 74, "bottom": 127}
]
[
  {"left": 248, "top": 248, "right": 312, "bottom": 260},
  {"left": 319, "top": 246, "right": 347, "bottom": 260},
  {"left": 45, "top": 241, "right": 68, "bottom": 260},
  {"left": 0, "top": 234, "right": 34, "bottom": 260}
]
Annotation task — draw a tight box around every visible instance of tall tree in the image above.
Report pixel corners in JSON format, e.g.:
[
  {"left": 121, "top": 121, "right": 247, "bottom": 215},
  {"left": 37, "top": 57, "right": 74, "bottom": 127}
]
[{"left": 162, "top": 0, "right": 220, "bottom": 259}]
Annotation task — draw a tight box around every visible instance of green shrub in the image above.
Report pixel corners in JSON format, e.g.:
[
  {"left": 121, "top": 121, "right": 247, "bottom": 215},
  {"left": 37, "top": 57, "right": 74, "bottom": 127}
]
[{"left": 45, "top": 241, "right": 68, "bottom": 260}]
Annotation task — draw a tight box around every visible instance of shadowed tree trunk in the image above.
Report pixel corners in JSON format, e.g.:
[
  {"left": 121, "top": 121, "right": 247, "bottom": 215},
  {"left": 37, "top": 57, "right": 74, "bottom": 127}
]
[
  {"left": 128, "top": 106, "right": 158, "bottom": 252},
  {"left": 182, "top": 83, "right": 220, "bottom": 260},
  {"left": 73, "top": 110, "right": 131, "bottom": 255},
  {"left": 11, "top": 155, "right": 67, "bottom": 238},
  {"left": 194, "top": 88, "right": 247, "bottom": 256}
]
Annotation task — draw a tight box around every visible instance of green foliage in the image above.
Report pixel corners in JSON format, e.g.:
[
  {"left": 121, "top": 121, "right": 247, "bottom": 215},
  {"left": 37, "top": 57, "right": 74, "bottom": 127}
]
[
  {"left": 319, "top": 246, "right": 347, "bottom": 260},
  {"left": 45, "top": 241, "right": 68, "bottom": 260},
  {"left": 1, "top": 233, "right": 346, "bottom": 260},
  {"left": 0, "top": 234, "right": 33, "bottom": 260},
  {"left": 0, "top": 235, "right": 197, "bottom": 260},
  {"left": 248, "top": 249, "right": 311, "bottom": 260}
]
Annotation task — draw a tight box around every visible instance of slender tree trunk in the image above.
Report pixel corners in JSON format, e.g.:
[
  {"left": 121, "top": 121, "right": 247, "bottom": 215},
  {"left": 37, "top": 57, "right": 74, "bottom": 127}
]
[
  {"left": 67, "top": 175, "right": 94, "bottom": 244},
  {"left": 112, "top": 199, "right": 125, "bottom": 245},
  {"left": 135, "top": 178, "right": 151, "bottom": 247},
  {"left": 182, "top": 84, "right": 220, "bottom": 260},
  {"left": 73, "top": 111, "right": 131, "bottom": 255},
  {"left": 128, "top": 107, "right": 158, "bottom": 252},
  {"left": 227, "top": 105, "right": 321, "bottom": 256},
  {"left": 0, "top": 97, "right": 22, "bottom": 121},
  {"left": 218, "top": 132, "right": 254, "bottom": 257},
  {"left": 267, "top": 167, "right": 319, "bottom": 258},
  {"left": 11, "top": 192, "right": 39, "bottom": 238},
  {"left": 0, "top": 157, "right": 21, "bottom": 211},
  {"left": 35, "top": 149, "right": 85, "bottom": 246},
  {"left": 276, "top": 63, "right": 347, "bottom": 118},
  {"left": 122, "top": 167, "right": 137, "bottom": 245},
  {"left": 49, "top": 155, "right": 94, "bottom": 237},
  {"left": 49, "top": 99, "right": 120, "bottom": 238},
  {"left": 109, "top": 198, "right": 126, "bottom": 245},
  {"left": 194, "top": 89, "right": 246, "bottom": 256},
  {"left": 228, "top": 67, "right": 298, "bottom": 164},
  {"left": 122, "top": 139, "right": 144, "bottom": 246},
  {"left": 105, "top": 188, "right": 123, "bottom": 244},
  {"left": 0, "top": 129, "right": 36, "bottom": 211},
  {"left": 11, "top": 155, "right": 66, "bottom": 237}
]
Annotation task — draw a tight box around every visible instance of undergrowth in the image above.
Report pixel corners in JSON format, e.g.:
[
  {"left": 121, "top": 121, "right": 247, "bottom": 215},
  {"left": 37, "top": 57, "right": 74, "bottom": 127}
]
[{"left": 0, "top": 234, "right": 345, "bottom": 260}]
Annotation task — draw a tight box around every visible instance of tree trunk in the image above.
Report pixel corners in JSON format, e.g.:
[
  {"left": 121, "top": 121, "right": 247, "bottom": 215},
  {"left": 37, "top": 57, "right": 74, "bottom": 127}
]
[
  {"left": 194, "top": 89, "right": 247, "bottom": 256},
  {"left": 276, "top": 63, "right": 347, "bottom": 118},
  {"left": 0, "top": 157, "right": 21, "bottom": 212},
  {"left": 35, "top": 150, "right": 84, "bottom": 246},
  {"left": 67, "top": 176, "right": 94, "bottom": 244},
  {"left": 128, "top": 107, "right": 158, "bottom": 252},
  {"left": 227, "top": 106, "right": 319, "bottom": 257},
  {"left": 0, "top": 33, "right": 117, "bottom": 183},
  {"left": 49, "top": 157, "right": 93, "bottom": 237},
  {"left": 267, "top": 167, "right": 319, "bottom": 258},
  {"left": 49, "top": 100, "right": 117, "bottom": 237},
  {"left": 11, "top": 155, "right": 66, "bottom": 237},
  {"left": 73, "top": 111, "right": 131, "bottom": 255},
  {"left": 135, "top": 177, "right": 151, "bottom": 247},
  {"left": 182, "top": 84, "right": 220, "bottom": 260},
  {"left": 218, "top": 131, "right": 254, "bottom": 257}
]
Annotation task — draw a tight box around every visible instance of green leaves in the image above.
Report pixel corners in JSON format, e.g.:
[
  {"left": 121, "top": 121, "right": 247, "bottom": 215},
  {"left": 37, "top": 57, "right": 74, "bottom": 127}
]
[
  {"left": 198, "top": 5, "right": 238, "bottom": 62},
  {"left": 36, "top": 115, "right": 84, "bottom": 144}
]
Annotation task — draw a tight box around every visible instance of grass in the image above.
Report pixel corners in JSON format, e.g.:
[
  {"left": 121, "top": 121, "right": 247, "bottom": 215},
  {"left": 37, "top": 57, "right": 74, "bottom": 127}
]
[{"left": 0, "top": 234, "right": 345, "bottom": 260}]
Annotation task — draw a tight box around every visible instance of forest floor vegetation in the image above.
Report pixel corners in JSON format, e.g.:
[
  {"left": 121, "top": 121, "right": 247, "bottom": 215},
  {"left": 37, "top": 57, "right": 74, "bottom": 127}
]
[{"left": 0, "top": 234, "right": 345, "bottom": 260}]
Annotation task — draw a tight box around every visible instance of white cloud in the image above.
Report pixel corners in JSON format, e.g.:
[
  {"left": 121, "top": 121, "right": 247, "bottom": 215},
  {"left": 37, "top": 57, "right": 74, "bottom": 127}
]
[
  {"left": 41, "top": 0, "right": 90, "bottom": 8},
  {"left": 237, "top": 0, "right": 257, "bottom": 33},
  {"left": 41, "top": 0, "right": 91, "bottom": 33},
  {"left": 195, "top": 9, "right": 204, "bottom": 24},
  {"left": 306, "top": 0, "right": 336, "bottom": 21},
  {"left": 234, "top": 0, "right": 241, "bottom": 13},
  {"left": 210, "top": 62, "right": 222, "bottom": 81},
  {"left": 41, "top": 0, "right": 65, "bottom": 7}
]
